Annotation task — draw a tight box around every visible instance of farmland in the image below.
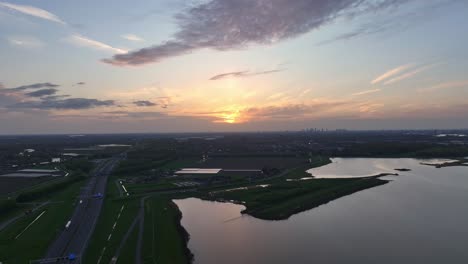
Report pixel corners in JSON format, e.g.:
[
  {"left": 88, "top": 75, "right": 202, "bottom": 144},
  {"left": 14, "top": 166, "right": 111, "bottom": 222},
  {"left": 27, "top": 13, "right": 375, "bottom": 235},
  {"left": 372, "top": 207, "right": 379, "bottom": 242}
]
[
  {"left": 0, "top": 176, "right": 55, "bottom": 197},
  {"left": 1, "top": 131, "right": 468, "bottom": 263},
  {"left": 0, "top": 180, "right": 84, "bottom": 263}
]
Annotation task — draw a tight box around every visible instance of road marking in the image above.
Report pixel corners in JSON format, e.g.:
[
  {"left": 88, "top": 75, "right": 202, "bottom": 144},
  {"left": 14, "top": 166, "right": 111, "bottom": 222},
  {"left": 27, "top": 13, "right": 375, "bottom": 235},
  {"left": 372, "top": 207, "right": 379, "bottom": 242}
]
[
  {"left": 96, "top": 246, "right": 106, "bottom": 264},
  {"left": 15, "top": 210, "right": 46, "bottom": 239},
  {"left": 96, "top": 204, "right": 126, "bottom": 263},
  {"left": 121, "top": 184, "right": 128, "bottom": 194}
]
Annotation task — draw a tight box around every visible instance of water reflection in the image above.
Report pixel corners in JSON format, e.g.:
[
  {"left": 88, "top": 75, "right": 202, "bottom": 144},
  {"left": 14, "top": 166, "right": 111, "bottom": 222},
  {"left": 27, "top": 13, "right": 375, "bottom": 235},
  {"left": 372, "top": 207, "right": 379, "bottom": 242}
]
[
  {"left": 175, "top": 158, "right": 468, "bottom": 264},
  {"left": 307, "top": 158, "right": 457, "bottom": 178}
]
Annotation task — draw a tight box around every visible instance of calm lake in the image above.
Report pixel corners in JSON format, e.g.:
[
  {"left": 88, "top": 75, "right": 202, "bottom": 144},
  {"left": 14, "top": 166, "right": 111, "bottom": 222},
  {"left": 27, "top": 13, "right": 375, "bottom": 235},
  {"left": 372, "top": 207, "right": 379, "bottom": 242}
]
[{"left": 174, "top": 158, "right": 468, "bottom": 264}]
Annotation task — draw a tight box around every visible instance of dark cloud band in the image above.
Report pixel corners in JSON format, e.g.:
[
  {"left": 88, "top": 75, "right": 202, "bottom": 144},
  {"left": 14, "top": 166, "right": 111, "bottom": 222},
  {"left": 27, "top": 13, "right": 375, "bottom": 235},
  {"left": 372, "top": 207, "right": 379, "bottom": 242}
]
[
  {"left": 10, "top": 98, "right": 115, "bottom": 110},
  {"left": 7, "top": 82, "right": 60, "bottom": 91},
  {"left": 133, "top": 100, "right": 157, "bottom": 107},
  {"left": 25, "top": 88, "right": 59, "bottom": 97}
]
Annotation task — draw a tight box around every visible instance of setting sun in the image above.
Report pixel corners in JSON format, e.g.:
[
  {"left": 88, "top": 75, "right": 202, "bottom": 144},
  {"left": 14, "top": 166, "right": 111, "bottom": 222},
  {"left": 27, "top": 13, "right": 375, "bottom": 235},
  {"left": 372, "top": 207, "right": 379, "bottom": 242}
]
[{"left": 222, "top": 111, "right": 240, "bottom": 124}]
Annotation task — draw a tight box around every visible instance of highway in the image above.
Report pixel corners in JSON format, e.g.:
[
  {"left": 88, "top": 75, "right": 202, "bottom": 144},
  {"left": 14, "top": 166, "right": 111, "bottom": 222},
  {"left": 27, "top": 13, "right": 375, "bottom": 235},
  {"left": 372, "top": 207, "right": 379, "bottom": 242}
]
[{"left": 33, "top": 154, "right": 124, "bottom": 264}]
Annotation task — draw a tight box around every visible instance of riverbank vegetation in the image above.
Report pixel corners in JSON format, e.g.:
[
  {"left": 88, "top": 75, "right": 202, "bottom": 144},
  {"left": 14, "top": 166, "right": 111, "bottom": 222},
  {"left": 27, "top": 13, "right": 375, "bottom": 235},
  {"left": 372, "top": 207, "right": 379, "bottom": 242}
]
[{"left": 142, "top": 196, "right": 193, "bottom": 264}]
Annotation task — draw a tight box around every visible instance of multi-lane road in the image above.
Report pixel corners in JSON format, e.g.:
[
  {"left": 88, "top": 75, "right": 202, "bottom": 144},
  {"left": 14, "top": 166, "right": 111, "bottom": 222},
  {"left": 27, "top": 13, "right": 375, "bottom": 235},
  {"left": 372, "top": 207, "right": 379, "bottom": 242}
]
[{"left": 34, "top": 154, "right": 124, "bottom": 263}]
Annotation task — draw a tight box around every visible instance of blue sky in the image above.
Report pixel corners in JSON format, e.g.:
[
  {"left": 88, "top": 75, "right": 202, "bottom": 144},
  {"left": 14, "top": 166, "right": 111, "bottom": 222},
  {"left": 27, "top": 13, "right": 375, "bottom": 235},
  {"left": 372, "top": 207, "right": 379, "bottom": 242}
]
[{"left": 1, "top": 0, "right": 468, "bottom": 134}]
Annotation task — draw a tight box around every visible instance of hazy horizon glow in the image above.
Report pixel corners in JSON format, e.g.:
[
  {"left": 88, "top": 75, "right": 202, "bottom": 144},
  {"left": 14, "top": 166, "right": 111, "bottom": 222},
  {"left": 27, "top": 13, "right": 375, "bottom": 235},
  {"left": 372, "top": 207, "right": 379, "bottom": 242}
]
[{"left": 1, "top": 0, "right": 468, "bottom": 134}]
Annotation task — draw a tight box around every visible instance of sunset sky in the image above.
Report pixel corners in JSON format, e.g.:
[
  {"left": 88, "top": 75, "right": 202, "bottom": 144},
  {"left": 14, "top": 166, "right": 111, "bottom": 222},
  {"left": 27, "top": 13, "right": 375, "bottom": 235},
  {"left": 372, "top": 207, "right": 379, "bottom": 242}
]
[{"left": 1, "top": 0, "right": 468, "bottom": 134}]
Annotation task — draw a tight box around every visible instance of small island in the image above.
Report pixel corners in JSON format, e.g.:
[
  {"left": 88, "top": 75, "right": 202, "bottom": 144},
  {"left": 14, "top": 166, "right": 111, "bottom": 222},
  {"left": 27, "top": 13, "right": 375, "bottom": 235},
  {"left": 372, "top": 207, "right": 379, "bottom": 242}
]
[{"left": 395, "top": 168, "right": 411, "bottom": 172}]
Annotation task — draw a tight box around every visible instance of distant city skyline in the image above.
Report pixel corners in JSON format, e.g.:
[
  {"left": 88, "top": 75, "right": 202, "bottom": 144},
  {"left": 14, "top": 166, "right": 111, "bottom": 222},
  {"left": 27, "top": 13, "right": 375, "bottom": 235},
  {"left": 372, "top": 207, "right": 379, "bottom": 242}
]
[{"left": 1, "top": 0, "right": 468, "bottom": 134}]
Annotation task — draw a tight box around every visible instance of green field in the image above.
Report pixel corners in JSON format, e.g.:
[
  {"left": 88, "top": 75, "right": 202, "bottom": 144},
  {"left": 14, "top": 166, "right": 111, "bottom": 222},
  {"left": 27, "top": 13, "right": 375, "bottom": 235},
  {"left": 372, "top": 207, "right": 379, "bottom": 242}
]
[
  {"left": 83, "top": 197, "right": 140, "bottom": 264},
  {"left": 201, "top": 177, "right": 388, "bottom": 220},
  {"left": 0, "top": 180, "right": 84, "bottom": 263},
  {"left": 83, "top": 169, "right": 140, "bottom": 264},
  {"left": 84, "top": 191, "right": 192, "bottom": 264},
  {"left": 126, "top": 181, "right": 177, "bottom": 194},
  {"left": 116, "top": 224, "right": 139, "bottom": 264},
  {"left": 142, "top": 196, "right": 192, "bottom": 264}
]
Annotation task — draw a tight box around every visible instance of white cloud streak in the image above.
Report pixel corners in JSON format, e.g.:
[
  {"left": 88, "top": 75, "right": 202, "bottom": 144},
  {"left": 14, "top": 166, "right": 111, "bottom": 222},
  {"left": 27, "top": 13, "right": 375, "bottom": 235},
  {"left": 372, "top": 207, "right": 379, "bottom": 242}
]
[
  {"left": 0, "top": 1, "right": 65, "bottom": 24},
  {"left": 7, "top": 36, "right": 44, "bottom": 48},
  {"left": 383, "top": 63, "right": 438, "bottom": 85},
  {"left": 351, "top": 88, "right": 381, "bottom": 96},
  {"left": 420, "top": 81, "right": 468, "bottom": 92},
  {"left": 371, "top": 64, "right": 413, "bottom": 84},
  {"left": 68, "top": 35, "right": 127, "bottom": 54},
  {"left": 122, "top": 34, "right": 144, "bottom": 42}
]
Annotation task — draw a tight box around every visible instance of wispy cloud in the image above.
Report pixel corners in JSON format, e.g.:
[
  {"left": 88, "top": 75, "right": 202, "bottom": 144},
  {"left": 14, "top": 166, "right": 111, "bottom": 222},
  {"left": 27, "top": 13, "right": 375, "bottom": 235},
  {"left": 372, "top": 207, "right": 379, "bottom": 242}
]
[
  {"left": 420, "top": 81, "right": 468, "bottom": 92},
  {"left": 10, "top": 98, "right": 115, "bottom": 110},
  {"left": 1, "top": 82, "right": 114, "bottom": 111},
  {"left": 209, "top": 69, "right": 283, "bottom": 80},
  {"left": 371, "top": 64, "right": 413, "bottom": 84},
  {"left": 42, "top": 95, "right": 70, "bottom": 101},
  {"left": 0, "top": 1, "right": 65, "bottom": 24},
  {"left": 351, "top": 89, "right": 381, "bottom": 96},
  {"left": 383, "top": 63, "right": 438, "bottom": 85},
  {"left": 358, "top": 102, "right": 385, "bottom": 114},
  {"left": 7, "top": 36, "right": 44, "bottom": 48},
  {"left": 6, "top": 82, "right": 60, "bottom": 91},
  {"left": 239, "top": 101, "right": 351, "bottom": 122},
  {"left": 122, "top": 34, "right": 144, "bottom": 42},
  {"left": 0, "top": 2, "right": 133, "bottom": 57},
  {"left": 68, "top": 35, "right": 127, "bottom": 54},
  {"left": 25, "top": 88, "right": 58, "bottom": 97},
  {"left": 267, "top": 92, "right": 285, "bottom": 101},
  {"left": 103, "top": 0, "right": 411, "bottom": 66},
  {"left": 317, "top": 0, "right": 457, "bottom": 46},
  {"left": 133, "top": 100, "right": 156, "bottom": 107},
  {"left": 371, "top": 63, "right": 439, "bottom": 86}
]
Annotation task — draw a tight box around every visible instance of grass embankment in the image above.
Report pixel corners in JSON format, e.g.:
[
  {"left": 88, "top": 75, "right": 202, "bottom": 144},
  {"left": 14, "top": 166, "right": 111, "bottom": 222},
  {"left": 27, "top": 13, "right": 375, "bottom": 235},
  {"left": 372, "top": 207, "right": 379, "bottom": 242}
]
[
  {"left": 142, "top": 196, "right": 192, "bottom": 264},
  {"left": 278, "top": 156, "right": 331, "bottom": 180},
  {"left": 84, "top": 192, "right": 193, "bottom": 264},
  {"left": 0, "top": 177, "right": 56, "bottom": 198},
  {"left": 83, "top": 197, "right": 140, "bottom": 264},
  {"left": 0, "top": 204, "right": 34, "bottom": 225},
  {"left": 126, "top": 181, "right": 179, "bottom": 193},
  {"left": 200, "top": 177, "right": 388, "bottom": 220},
  {"left": 116, "top": 224, "right": 139, "bottom": 264},
  {"left": 83, "top": 171, "right": 140, "bottom": 264},
  {"left": 16, "top": 174, "right": 85, "bottom": 202},
  {"left": 0, "top": 180, "right": 84, "bottom": 263},
  {"left": 0, "top": 200, "right": 17, "bottom": 216}
]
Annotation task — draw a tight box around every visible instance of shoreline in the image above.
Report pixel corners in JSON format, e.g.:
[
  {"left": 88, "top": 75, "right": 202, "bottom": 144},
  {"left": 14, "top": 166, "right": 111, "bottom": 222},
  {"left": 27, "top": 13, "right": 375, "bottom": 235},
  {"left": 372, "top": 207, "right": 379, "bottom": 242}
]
[{"left": 170, "top": 200, "right": 194, "bottom": 264}]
